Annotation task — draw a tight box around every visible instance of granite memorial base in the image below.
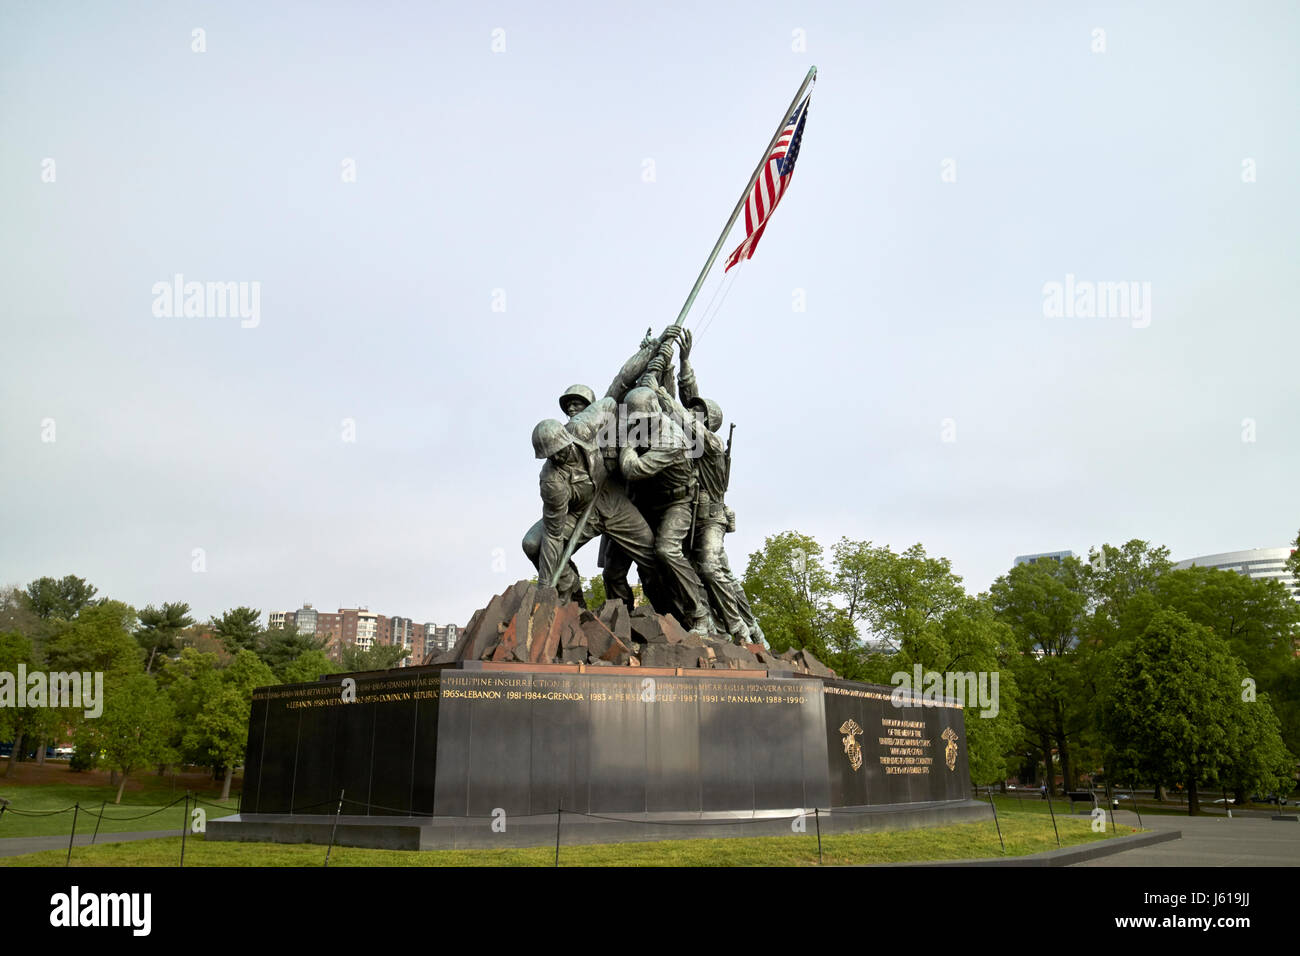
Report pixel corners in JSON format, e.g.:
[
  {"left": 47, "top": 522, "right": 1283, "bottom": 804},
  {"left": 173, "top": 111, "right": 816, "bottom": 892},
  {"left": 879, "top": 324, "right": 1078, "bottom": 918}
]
[{"left": 208, "top": 662, "right": 982, "bottom": 851}]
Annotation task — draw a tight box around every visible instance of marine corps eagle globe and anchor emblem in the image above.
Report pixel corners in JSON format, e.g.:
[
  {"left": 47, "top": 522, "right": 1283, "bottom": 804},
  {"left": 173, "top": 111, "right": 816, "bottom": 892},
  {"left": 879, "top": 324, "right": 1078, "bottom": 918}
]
[
  {"left": 942, "top": 727, "right": 960, "bottom": 771},
  {"left": 839, "top": 719, "right": 863, "bottom": 771}
]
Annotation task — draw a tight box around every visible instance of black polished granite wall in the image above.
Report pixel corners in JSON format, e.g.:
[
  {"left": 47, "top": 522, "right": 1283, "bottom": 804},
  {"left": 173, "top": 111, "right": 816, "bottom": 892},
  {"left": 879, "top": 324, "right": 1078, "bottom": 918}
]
[{"left": 240, "top": 667, "right": 969, "bottom": 816}]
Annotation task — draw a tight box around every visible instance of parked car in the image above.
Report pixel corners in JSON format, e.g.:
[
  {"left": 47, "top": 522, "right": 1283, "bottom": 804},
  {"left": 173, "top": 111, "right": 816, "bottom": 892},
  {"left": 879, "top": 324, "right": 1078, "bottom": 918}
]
[{"left": 0, "top": 742, "right": 59, "bottom": 759}]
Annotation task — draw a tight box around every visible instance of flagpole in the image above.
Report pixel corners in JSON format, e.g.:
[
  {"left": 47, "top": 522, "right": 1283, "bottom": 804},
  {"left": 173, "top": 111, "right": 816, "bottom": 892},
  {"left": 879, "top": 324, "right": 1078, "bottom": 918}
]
[
  {"left": 545, "top": 66, "right": 816, "bottom": 591},
  {"left": 669, "top": 64, "right": 816, "bottom": 331}
]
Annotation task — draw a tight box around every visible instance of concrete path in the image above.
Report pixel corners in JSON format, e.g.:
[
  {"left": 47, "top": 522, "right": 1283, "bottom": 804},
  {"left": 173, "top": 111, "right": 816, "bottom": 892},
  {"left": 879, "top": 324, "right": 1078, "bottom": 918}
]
[
  {"left": 1073, "top": 810, "right": 1300, "bottom": 866},
  {"left": 0, "top": 831, "right": 177, "bottom": 860}
]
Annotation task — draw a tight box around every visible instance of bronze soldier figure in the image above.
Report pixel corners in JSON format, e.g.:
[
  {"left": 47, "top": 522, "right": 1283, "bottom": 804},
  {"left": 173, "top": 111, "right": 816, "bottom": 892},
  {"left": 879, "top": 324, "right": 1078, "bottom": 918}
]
[
  {"left": 558, "top": 384, "right": 595, "bottom": 420},
  {"left": 521, "top": 327, "right": 683, "bottom": 607},
  {"left": 672, "top": 330, "right": 765, "bottom": 645},
  {"left": 523, "top": 419, "right": 658, "bottom": 602},
  {"left": 614, "top": 386, "right": 717, "bottom": 634}
]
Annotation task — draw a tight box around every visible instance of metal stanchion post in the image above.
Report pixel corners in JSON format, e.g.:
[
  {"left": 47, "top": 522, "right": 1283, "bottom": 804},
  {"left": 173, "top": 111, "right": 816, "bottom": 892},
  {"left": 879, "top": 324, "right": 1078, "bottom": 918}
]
[
  {"left": 1044, "top": 786, "right": 1061, "bottom": 848},
  {"left": 91, "top": 800, "right": 106, "bottom": 845},
  {"left": 814, "top": 807, "right": 823, "bottom": 865},
  {"left": 554, "top": 806, "right": 562, "bottom": 868},
  {"left": 986, "top": 786, "right": 1005, "bottom": 854},
  {"left": 324, "top": 789, "right": 345, "bottom": 867},
  {"left": 180, "top": 791, "right": 190, "bottom": 867},
  {"left": 66, "top": 803, "right": 79, "bottom": 867}
]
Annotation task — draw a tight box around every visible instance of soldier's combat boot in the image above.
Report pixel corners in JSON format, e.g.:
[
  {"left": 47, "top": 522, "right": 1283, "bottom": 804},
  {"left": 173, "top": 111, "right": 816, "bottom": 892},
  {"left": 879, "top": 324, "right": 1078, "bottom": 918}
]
[{"left": 688, "top": 614, "right": 715, "bottom": 637}]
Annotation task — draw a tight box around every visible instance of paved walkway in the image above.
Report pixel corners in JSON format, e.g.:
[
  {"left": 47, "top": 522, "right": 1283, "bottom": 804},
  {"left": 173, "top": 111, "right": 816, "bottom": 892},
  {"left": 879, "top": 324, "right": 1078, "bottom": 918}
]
[
  {"left": 0, "top": 830, "right": 177, "bottom": 859},
  {"left": 1074, "top": 810, "right": 1300, "bottom": 866}
]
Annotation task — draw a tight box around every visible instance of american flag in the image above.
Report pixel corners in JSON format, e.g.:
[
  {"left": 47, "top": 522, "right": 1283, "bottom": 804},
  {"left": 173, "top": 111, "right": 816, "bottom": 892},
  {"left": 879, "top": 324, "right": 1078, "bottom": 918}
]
[{"left": 724, "top": 96, "right": 810, "bottom": 272}]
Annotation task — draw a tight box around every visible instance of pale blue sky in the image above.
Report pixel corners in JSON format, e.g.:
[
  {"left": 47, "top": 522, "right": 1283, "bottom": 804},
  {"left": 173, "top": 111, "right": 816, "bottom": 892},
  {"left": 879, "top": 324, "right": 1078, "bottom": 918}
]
[{"left": 2, "top": 1, "right": 1297, "bottom": 628}]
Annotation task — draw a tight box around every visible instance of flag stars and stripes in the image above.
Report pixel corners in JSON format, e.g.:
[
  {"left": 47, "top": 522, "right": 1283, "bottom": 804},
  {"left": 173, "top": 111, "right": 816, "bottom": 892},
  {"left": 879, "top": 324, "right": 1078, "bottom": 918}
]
[{"left": 725, "top": 96, "right": 810, "bottom": 272}]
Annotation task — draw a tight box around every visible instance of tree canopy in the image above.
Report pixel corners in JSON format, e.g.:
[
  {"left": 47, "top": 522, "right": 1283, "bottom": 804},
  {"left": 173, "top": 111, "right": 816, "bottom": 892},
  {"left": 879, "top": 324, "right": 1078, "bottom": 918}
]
[
  {"left": 1098, "top": 609, "right": 1293, "bottom": 813},
  {"left": 23, "top": 575, "right": 100, "bottom": 621}
]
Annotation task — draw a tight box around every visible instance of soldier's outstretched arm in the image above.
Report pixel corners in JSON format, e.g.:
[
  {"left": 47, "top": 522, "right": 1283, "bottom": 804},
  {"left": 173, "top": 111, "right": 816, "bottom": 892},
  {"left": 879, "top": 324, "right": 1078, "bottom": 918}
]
[
  {"left": 604, "top": 325, "right": 684, "bottom": 400},
  {"left": 677, "top": 329, "right": 700, "bottom": 406},
  {"left": 618, "top": 442, "right": 678, "bottom": 481},
  {"left": 566, "top": 397, "right": 618, "bottom": 447}
]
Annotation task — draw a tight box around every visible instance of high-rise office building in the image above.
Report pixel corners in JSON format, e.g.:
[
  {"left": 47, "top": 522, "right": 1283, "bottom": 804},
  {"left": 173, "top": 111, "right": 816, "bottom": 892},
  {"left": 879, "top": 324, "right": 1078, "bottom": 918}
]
[
  {"left": 296, "top": 604, "right": 318, "bottom": 635},
  {"left": 1173, "top": 548, "right": 1299, "bottom": 600},
  {"left": 1014, "top": 550, "right": 1075, "bottom": 566}
]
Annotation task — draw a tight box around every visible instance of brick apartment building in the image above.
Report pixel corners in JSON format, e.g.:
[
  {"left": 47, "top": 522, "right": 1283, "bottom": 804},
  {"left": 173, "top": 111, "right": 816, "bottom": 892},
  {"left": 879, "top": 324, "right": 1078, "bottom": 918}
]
[{"left": 268, "top": 604, "right": 460, "bottom": 666}]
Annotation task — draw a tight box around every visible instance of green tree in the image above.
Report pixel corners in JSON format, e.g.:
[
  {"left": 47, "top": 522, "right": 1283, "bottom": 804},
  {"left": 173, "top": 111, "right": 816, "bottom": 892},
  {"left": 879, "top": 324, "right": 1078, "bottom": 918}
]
[
  {"left": 24, "top": 575, "right": 100, "bottom": 620},
  {"left": 742, "top": 532, "right": 834, "bottom": 658},
  {"left": 341, "top": 643, "right": 410, "bottom": 672},
  {"left": 0, "top": 632, "right": 38, "bottom": 776},
  {"left": 1286, "top": 529, "right": 1299, "bottom": 582},
  {"left": 182, "top": 650, "right": 276, "bottom": 799},
  {"left": 0, "top": 586, "right": 42, "bottom": 639},
  {"left": 1, "top": 628, "right": 85, "bottom": 770},
  {"left": 157, "top": 648, "right": 220, "bottom": 766},
  {"left": 1222, "top": 691, "right": 1295, "bottom": 804},
  {"left": 279, "top": 649, "right": 341, "bottom": 684},
  {"left": 583, "top": 576, "right": 608, "bottom": 609},
  {"left": 1147, "top": 567, "right": 1297, "bottom": 681},
  {"left": 1080, "top": 540, "right": 1172, "bottom": 639},
  {"left": 991, "top": 556, "right": 1090, "bottom": 791},
  {"left": 820, "top": 607, "right": 869, "bottom": 680},
  {"left": 1115, "top": 566, "right": 1300, "bottom": 757},
  {"left": 210, "top": 607, "right": 263, "bottom": 654},
  {"left": 991, "top": 557, "right": 1088, "bottom": 657},
  {"left": 75, "top": 674, "right": 175, "bottom": 803},
  {"left": 257, "top": 624, "right": 328, "bottom": 679},
  {"left": 832, "top": 539, "right": 965, "bottom": 655},
  {"left": 136, "top": 602, "right": 195, "bottom": 673},
  {"left": 1099, "top": 609, "right": 1291, "bottom": 815},
  {"left": 44, "top": 601, "right": 143, "bottom": 676}
]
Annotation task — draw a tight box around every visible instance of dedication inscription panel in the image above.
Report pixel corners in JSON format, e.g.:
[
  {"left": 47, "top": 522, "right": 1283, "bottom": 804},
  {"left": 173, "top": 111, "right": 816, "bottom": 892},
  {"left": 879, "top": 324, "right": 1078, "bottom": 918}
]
[{"left": 821, "top": 678, "right": 970, "bottom": 807}]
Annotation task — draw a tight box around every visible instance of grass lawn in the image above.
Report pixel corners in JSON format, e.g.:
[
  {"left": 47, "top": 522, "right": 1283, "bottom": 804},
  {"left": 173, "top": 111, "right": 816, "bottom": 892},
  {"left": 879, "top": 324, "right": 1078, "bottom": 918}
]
[
  {"left": 0, "top": 813, "right": 1135, "bottom": 867},
  {"left": 0, "top": 764, "right": 240, "bottom": 839}
]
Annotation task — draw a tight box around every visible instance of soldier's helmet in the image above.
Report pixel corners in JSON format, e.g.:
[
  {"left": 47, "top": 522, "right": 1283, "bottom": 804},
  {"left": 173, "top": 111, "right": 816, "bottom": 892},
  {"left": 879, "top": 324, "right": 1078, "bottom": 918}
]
[
  {"left": 558, "top": 384, "right": 596, "bottom": 415},
  {"left": 687, "top": 397, "right": 724, "bottom": 433},
  {"left": 622, "top": 387, "right": 660, "bottom": 424},
  {"left": 532, "top": 419, "right": 575, "bottom": 459}
]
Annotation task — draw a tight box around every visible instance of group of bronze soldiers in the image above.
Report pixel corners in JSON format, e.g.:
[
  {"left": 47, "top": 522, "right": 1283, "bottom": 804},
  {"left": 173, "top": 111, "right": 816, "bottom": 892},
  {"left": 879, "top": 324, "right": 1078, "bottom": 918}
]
[{"left": 521, "top": 325, "right": 764, "bottom": 646}]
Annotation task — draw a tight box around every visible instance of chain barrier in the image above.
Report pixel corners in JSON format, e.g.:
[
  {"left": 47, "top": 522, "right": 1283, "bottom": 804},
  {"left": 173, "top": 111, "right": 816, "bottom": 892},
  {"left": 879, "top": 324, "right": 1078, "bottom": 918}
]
[{"left": 4, "top": 787, "right": 1128, "bottom": 865}]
